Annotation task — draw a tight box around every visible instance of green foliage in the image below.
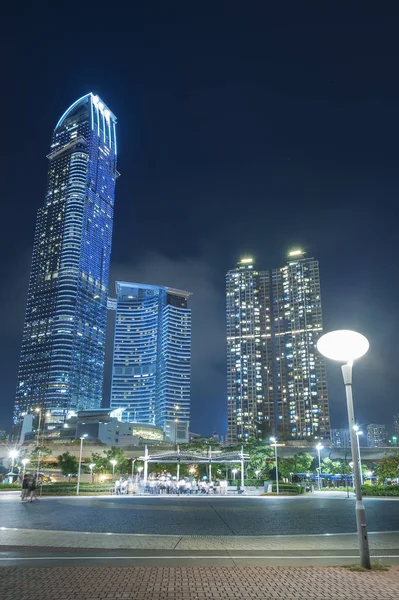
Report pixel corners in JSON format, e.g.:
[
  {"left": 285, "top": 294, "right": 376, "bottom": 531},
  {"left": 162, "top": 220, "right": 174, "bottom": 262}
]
[
  {"left": 321, "top": 457, "right": 345, "bottom": 475},
  {"left": 29, "top": 446, "right": 52, "bottom": 466},
  {"left": 57, "top": 452, "right": 79, "bottom": 477},
  {"left": 89, "top": 447, "right": 130, "bottom": 474},
  {"left": 278, "top": 452, "right": 313, "bottom": 477},
  {"left": 0, "top": 483, "right": 21, "bottom": 490},
  {"left": 40, "top": 482, "right": 112, "bottom": 495},
  {"left": 376, "top": 453, "right": 399, "bottom": 480},
  {"left": 361, "top": 484, "right": 399, "bottom": 496},
  {"left": 245, "top": 437, "right": 275, "bottom": 478}
]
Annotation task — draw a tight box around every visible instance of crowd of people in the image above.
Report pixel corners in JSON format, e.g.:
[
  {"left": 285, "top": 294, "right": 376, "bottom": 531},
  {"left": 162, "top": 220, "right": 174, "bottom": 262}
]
[
  {"left": 21, "top": 474, "right": 39, "bottom": 502},
  {"left": 114, "top": 475, "right": 229, "bottom": 496}
]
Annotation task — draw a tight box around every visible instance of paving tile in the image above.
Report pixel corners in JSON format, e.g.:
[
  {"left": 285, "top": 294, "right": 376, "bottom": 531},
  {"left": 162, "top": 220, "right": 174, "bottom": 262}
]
[{"left": 0, "top": 566, "right": 399, "bottom": 599}]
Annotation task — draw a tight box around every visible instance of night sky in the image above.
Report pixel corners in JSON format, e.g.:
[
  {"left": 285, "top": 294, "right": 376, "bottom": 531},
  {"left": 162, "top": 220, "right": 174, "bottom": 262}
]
[{"left": 1, "top": 5, "right": 398, "bottom": 436}]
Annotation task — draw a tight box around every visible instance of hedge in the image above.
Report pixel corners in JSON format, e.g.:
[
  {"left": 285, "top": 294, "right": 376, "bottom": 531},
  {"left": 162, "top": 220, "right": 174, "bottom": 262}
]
[
  {"left": 361, "top": 484, "right": 399, "bottom": 496},
  {"left": 0, "top": 483, "right": 21, "bottom": 490}
]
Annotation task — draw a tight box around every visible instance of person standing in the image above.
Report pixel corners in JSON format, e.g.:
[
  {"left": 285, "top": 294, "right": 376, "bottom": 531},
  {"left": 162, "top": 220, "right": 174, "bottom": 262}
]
[
  {"left": 21, "top": 475, "right": 30, "bottom": 502},
  {"left": 29, "top": 475, "right": 38, "bottom": 502}
]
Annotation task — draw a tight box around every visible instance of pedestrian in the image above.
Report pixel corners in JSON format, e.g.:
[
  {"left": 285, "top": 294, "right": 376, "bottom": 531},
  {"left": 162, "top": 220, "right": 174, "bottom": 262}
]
[
  {"left": 21, "top": 474, "right": 30, "bottom": 502},
  {"left": 115, "top": 479, "right": 121, "bottom": 495},
  {"left": 29, "top": 475, "right": 38, "bottom": 502}
]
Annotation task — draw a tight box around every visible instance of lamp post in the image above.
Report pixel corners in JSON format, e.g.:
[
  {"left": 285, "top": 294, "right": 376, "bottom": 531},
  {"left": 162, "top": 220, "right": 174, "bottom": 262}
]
[
  {"left": 110, "top": 460, "right": 117, "bottom": 476},
  {"left": 89, "top": 463, "right": 95, "bottom": 484},
  {"left": 316, "top": 443, "right": 323, "bottom": 490},
  {"left": 353, "top": 426, "right": 364, "bottom": 485},
  {"left": 34, "top": 407, "right": 42, "bottom": 447},
  {"left": 21, "top": 458, "right": 29, "bottom": 480},
  {"left": 317, "top": 329, "right": 371, "bottom": 569},
  {"left": 9, "top": 450, "right": 19, "bottom": 483},
  {"left": 131, "top": 458, "right": 136, "bottom": 478},
  {"left": 270, "top": 437, "right": 279, "bottom": 494},
  {"left": 76, "top": 434, "right": 88, "bottom": 495}
]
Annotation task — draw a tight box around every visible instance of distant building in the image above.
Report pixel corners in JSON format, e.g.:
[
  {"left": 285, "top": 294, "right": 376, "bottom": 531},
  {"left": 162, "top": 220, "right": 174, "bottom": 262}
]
[
  {"left": 367, "top": 424, "right": 387, "bottom": 448},
  {"left": 109, "top": 282, "right": 191, "bottom": 443},
  {"left": 75, "top": 409, "right": 164, "bottom": 446},
  {"left": 394, "top": 414, "right": 399, "bottom": 438},
  {"left": 226, "top": 251, "right": 330, "bottom": 442},
  {"left": 330, "top": 428, "right": 351, "bottom": 448},
  {"left": 14, "top": 93, "right": 118, "bottom": 423}
]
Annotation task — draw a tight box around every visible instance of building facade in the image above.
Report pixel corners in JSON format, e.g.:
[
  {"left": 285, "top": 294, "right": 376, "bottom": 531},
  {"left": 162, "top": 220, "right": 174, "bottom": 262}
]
[
  {"left": 110, "top": 282, "right": 191, "bottom": 442},
  {"left": 14, "top": 94, "right": 117, "bottom": 423},
  {"left": 367, "top": 424, "right": 387, "bottom": 448},
  {"left": 330, "top": 428, "right": 351, "bottom": 448},
  {"left": 226, "top": 251, "right": 330, "bottom": 442}
]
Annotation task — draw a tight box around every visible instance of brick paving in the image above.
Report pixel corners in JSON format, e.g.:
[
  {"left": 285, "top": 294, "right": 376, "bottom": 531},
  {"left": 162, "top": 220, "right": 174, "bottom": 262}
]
[{"left": 0, "top": 566, "right": 398, "bottom": 599}]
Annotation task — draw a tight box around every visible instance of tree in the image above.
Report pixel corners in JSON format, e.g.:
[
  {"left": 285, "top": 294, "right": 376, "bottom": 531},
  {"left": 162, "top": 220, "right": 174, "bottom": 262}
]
[
  {"left": 57, "top": 452, "right": 79, "bottom": 479},
  {"left": 89, "top": 447, "right": 129, "bottom": 474},
  {"left": 246, "top": 437, "right": 275, "bottom": 478},
  {"left": 29, "top": 446, "right": 52, "bottom": 468},
  {"left": 377, "top": 453, "right": 399, "bottom": 480}
]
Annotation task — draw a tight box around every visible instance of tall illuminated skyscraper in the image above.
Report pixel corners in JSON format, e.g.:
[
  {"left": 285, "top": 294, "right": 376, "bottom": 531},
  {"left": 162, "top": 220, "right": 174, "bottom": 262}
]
[
  {"left": 226, "top": 251, "right": 330, "bottom": 442},
  {"left": 110, "top": 282, "right": 191, "bottom": 443},
  {"left": 14, "top": 93, "right": 117, "bottom": 422}
]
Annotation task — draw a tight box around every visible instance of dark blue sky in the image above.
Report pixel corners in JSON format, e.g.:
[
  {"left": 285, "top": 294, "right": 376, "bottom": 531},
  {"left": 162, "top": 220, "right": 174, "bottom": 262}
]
[{"left": 1, "top": 4, "right": 398, "bottom": 435}]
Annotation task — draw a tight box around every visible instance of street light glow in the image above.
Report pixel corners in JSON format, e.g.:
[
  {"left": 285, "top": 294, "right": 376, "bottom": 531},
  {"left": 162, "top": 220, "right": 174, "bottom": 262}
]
[
  {"left": 317, "top": 330, "right": 369, "bottom": 363},
  {"left": 9, "top": 450, "right": 19, "bottom": 459},
  {"left": 21, "top": 458, "right": 29, "bottom": 466}
]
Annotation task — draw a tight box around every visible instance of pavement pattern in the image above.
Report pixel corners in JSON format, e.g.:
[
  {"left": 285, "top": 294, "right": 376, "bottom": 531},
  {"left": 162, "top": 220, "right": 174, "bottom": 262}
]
[
  {"left": 1, "top": 565, "right": 399, "bottom": 599},
  {"left": 1, "top": 527, "right": 399, "bottom": 551},
  {"left": 2, "top": 495, "right": 399, "bottom": 536}
]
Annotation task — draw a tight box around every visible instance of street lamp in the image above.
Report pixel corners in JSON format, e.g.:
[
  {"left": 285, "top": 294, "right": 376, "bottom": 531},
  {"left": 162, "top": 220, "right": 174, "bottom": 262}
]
[
  {"left": 366, "top": 470, "right": 373, "bottom": 483},
  {"left": 232, "top": 468, "right": 238, "bottom": 480},
  {"left": 76, "top": 434, "right": 88, "bottom": 495},
  {"left": 316, "top": 443, "right": 323, "bottom": 490},
  {"left": 255, "top": 469, "right": 261, "bottom": 479},
  {"left": 9, "top": 450, "right": 19, "bottom": 483},
  {"left": 317, "top": 329, "right": 371, "bottom": 569},
  {"left": 21, "top": 458, "right": 29, "bottom": 488},
  {"left": 270, "top": 437, "right": 279, "bottom": 495},
  {"left": 353, "top": 425, "right": 364, "bottom": 484},
  {"left": 110, "top": 459, "right": 117, "bottom": 476},
  {"left": 89, "top": 463, "right": 95, "bottom": 484},
  {"left": 34, "top": 407, "right": 42, "bottom": 447},
  {"left": 137, "top": 466, "right": 143, "bottom": 478}
]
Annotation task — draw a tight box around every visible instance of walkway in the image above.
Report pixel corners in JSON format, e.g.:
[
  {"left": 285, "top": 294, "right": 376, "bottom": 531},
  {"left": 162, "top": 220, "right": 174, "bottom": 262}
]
[{"left": 1, "top": 565, "right": 398, "bottom": 599}]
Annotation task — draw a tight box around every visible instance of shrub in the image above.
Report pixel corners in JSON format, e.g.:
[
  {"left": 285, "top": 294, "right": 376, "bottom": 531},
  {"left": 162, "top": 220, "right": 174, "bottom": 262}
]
[
  {"left": 361, "top": 484, "right": 399, "bottom": 496},
  {"left": 0, "top": 483, "right": 21, "bottom": 490}
]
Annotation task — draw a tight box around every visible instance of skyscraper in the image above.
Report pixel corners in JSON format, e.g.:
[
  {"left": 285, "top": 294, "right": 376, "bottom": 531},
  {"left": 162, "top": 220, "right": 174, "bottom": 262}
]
[
  {"left": 226, "top": 259, "right": 275, "bottom": 441},
  {"left": 366, "top": 424, "right": 387, "bottom": 447},
  {"left": 14, "top": 94, "right": 117, "bottom": 423},
  {"left": 226, "top": 251, "right": 330, "bottom": 442},
  {"left": 110, "top": 282, "right": 191, "bottom": 443}
]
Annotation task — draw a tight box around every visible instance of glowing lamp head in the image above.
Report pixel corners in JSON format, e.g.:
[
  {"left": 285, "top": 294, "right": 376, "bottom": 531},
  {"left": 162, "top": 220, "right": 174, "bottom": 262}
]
[
  {"left": 9, "top": 450, "right": 19, "bottom": 459},
  {"left": 316, "top": 443, "right": 324, "bottom": 451},
  {"left": 21, "top": 458, "right": 29, "bottom": 466},
  {"left": 270, "top": 436, "right": 276, "bottom": 444},
  {"left": 110, "top": 460, "right": 117, "bottom": 466},
  {"left": 317, "top": 330, "right": 369, "bottom": 363},
  {"left": 89, "top": 463, "right": 95, "bottom": 470}
]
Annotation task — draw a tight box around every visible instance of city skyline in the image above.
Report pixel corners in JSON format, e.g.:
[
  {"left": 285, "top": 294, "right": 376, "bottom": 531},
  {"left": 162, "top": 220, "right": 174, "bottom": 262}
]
[
  {"left": 14, "top": 93, "right": 117, "bottom": 424},
  {"left": 1, "top": 8, "right": 398, "bottom": 436},
  {"left": 227, "top": 252, "right": 330, "bottom": 442}
]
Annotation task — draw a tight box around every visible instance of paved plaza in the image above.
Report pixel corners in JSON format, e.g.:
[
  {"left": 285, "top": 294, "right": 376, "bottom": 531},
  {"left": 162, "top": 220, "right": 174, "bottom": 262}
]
[
  {"left": 1, "top": 494, "right": 399, "bottom": 536},
  {"left": 1, "top": 565, "right": 399, "bottom": 599}
]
